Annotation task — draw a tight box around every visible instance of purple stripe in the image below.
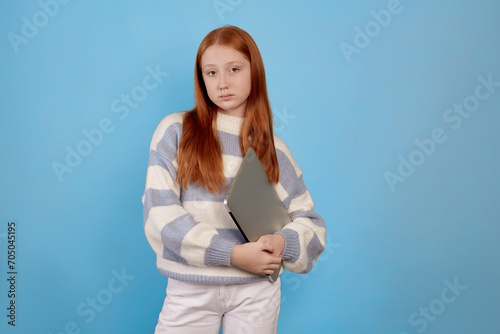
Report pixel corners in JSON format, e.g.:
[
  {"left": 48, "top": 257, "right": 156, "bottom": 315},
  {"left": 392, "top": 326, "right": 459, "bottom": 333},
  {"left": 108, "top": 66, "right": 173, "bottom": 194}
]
[
  {"left": 179, "top": 180, "right": 232, "bottom": 203},
  {"left": 143, "top": 188, "right": 180, "bottom": 224},
  {"left": 218, "top": 131, "right": 242, "bottom": 157},
  {"left": 148, "top": 150, "right": 178, "bottom": 180},
  {"left": 157, "top": 268, "right": 268, "bottom": 285},
  {"left": 155, "top": 122, "right": 182, "bottom": 162},
  {"left": 291, "top": 210, "right": 326, "bottom": 228},
  {"left": 160, "top": 213, "right": 197, "bottom": 264},
  {"left": 278, "top": 228, "right": 300, "bottom": 263},
  {"left": 300, "top": 234, "right": 325, "bottom": 274},
  {"left": 276, "top": 149, "right": 308, "bottom": 209}
]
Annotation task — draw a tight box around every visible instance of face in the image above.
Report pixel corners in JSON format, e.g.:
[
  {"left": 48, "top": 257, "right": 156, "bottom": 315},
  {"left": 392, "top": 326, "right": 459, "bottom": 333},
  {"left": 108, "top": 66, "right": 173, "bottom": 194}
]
[{"left": 201, "top": 44, "right": 251, "bottom": 118}]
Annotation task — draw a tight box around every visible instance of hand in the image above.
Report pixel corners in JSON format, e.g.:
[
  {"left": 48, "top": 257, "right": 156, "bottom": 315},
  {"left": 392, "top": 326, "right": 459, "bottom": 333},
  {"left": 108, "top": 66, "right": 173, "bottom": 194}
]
[
  {"left": 230, "top": 241, "right": 282, "bottom": 275},
  {"left": 258, "top": 234, "right": 285, "bottom": 256}
]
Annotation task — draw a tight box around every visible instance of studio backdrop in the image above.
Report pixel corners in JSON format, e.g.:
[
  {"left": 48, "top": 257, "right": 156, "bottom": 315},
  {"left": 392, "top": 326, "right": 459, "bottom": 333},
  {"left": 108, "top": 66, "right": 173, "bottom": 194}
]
[{"left": 1, "top": 1, "right": 499, "bottom": 333}]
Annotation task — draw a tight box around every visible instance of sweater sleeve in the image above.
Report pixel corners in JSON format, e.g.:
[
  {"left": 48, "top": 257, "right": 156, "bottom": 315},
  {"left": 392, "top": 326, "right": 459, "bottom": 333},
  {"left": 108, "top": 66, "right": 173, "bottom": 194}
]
[
  {"left": 142, "top": 114, "right": 236, "bottom": 267},
  {"left": 274, "top": 139, "right": 327, "bottom": 274}
]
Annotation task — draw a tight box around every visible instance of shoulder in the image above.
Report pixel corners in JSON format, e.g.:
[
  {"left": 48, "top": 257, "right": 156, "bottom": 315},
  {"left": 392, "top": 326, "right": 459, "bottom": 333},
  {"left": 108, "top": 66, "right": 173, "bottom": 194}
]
[
  {"left": 273, "top": 135, "right": 290, "bottom": 155},
  {"left": 154, "top": 111, "right": 186, "bottom": 135},
  {"left": 149, "top": 111, "right": 187, "bottom": 152},
  {"left": 273, "top": 135, "right": 303, "bottom": 177}
]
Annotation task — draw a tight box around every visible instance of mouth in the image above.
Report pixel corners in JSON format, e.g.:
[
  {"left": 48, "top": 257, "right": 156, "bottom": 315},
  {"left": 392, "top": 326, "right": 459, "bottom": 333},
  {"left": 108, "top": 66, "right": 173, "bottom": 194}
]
[{"left": 219, "top": 94, "right": 234, "bottom": 100}]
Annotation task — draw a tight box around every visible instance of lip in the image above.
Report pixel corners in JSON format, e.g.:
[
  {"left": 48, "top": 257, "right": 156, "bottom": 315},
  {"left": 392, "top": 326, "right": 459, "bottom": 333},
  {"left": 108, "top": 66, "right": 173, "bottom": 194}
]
[{"left": 219, "top": 94, "right": 234, "bottom": 101}]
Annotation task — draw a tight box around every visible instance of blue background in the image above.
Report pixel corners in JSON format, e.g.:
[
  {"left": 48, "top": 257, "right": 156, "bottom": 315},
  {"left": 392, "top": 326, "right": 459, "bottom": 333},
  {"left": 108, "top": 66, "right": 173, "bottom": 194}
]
[{"left": 1, "top": 0, "right": 499, "bottom": 333}]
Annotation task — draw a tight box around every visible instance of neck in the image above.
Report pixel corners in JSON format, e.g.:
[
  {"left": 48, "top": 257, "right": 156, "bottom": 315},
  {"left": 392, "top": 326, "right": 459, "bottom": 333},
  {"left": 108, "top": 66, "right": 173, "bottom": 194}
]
[{"left": 216, "top": 101, "right": 247, "bottom": 118}]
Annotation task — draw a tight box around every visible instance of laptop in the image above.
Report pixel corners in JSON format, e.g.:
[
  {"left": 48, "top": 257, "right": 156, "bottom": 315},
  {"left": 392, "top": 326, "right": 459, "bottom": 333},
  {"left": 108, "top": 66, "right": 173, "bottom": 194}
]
[{"left": 224, "top": 147, "right": 291, "bottom": 282}]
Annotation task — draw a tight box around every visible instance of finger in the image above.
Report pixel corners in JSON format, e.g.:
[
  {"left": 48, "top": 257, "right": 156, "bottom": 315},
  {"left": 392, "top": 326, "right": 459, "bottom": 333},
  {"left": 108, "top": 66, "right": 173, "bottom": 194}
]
[
  {"left": 268, "top": 255, "right": 281, "bottom": 264},
  {"left": 258, "top": 235, "right": 269, "bottom": 243},
  {"left": 269, "top": 263, "right": 280, "bottom": 270},
  {"left": 260, "top": 242, "right": 275, "bottom": 254},
  {"left": 263, "top": 269, "right": 275, "bottom": 275}
]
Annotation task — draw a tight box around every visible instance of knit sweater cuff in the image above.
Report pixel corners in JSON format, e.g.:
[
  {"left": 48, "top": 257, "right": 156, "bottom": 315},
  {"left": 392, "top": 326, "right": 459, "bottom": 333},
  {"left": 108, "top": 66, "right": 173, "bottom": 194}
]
[
  {"left": 276, "top": 229, "right": 300, "bottom": 263},
  {"left": 205, "top": 235, "right": 237, "bottom": 266}
]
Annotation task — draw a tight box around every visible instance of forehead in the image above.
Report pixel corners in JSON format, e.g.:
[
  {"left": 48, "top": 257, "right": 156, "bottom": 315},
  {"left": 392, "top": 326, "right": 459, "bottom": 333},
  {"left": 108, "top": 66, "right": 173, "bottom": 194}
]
[{"left": 201, "top": 45, "right": 248, "bottom": 67}]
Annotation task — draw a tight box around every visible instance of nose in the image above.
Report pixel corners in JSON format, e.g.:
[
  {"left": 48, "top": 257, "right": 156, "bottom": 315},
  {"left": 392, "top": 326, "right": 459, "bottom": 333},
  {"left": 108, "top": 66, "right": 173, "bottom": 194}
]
[{"left": 218, "top": 72, "right": 228, "bottom": 90}]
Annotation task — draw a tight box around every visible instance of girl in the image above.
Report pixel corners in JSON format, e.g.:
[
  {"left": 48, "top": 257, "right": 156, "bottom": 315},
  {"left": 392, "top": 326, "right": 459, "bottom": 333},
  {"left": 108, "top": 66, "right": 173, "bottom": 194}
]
[{"left": 143, "top": 25, "right": 326, "bottom": 334}]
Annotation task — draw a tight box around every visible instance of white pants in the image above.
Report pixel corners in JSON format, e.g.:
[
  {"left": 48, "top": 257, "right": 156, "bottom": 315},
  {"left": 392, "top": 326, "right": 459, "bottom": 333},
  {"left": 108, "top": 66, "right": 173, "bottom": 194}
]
[{"left": 154, "top": 278, "right": 281, "bottom": 334}]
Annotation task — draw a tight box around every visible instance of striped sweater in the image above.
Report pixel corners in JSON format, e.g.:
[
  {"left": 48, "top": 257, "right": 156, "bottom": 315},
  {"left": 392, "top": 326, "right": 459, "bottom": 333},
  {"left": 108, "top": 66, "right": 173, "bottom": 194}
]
[{"left": 142, "top": 111, "right": 326, "bottom": 284}]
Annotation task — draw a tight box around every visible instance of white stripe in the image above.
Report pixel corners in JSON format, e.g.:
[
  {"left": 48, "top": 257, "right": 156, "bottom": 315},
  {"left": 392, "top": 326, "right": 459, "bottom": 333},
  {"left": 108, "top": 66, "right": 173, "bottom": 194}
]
[
  {"left": 288, "top": 190, "right": 315, "bottom": 214},
  {"left": 222, "top": 154, "right": 243, "bottom": 178},
  {"left": 150, "top": 112, "right": 184, "bottom": 152},
  {"left": 145, "top": 205, "right": 189, "bottom": 255},
  {"left": 182, "top": 201, "right": 236, "bottom": 230},
  {"left": 181, "top": 224, "right": 216, "bottom": 266},
  {"left": 273, "top": 182, "right": 288, "bottom": 202},
  {"left": 216, "top": 113, "right": 243, "bottom": 136},
  {"left": 274, "top": 136, "right": 303, "bottom": 177},
  {"left": 145, "top": 165, "right": 180, "bottom": 197},
  {"left": 290, "top": 217, "right": 326, "bottom": 249}
]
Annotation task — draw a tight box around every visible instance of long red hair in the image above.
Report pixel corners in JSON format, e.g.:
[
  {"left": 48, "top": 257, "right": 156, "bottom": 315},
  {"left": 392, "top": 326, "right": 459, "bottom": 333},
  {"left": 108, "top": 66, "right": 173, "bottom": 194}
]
[{"left": 176, "top": 25, "right": 279, "bottom": 193}]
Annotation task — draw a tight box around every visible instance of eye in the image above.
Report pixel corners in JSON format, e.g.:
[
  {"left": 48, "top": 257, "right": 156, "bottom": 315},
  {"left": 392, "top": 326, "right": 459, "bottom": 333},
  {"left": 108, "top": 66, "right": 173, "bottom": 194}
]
[
  {"left": 230, "top": 67, "right": 239, "bottom": 73},
  {"left": 207, "top": 70, "right": 216, "bottom": 76}
]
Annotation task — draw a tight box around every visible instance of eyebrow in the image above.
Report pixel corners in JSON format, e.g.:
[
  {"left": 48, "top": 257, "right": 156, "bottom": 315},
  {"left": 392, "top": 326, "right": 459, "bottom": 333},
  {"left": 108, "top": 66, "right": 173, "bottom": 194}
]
[{"left": 202, "top": 61, "right": 245, "bottom": 70}]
